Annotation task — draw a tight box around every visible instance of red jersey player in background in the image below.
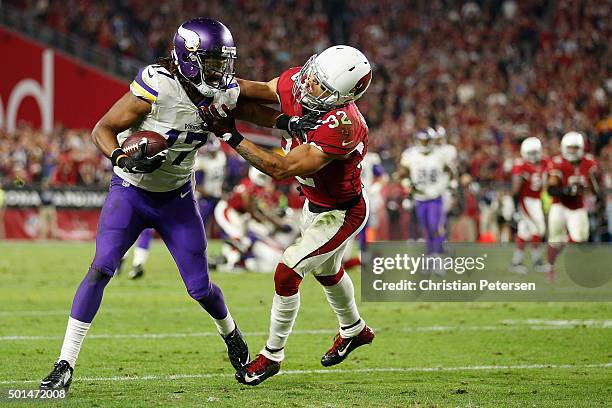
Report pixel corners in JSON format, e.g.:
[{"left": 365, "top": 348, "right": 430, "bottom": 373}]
[
  {"left": 546, "top": 131, "right": 601, "bottom": 280},
  {"left": 510, "top": 137, "right": 548, "bottom": 274},
  {"left": 214, "top": 167, "right": 288, "bottom": 273},
  {"left": 201, "top": 45, "right": 374, "bottom": 386}
]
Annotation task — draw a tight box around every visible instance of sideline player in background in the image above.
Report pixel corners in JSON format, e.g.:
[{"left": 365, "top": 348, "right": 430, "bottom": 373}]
[
  {"left": 40, "top": 18, "right": 249, "bottom": 390},
  {"left": 510, "top": 137, "right": 548, "bottom": 273},
  {"left": 398, "top": 128, "right": 456, "bottom": 270},
  {"left": 546, "top": 131, "right": 601, "bottom": 280},
  {"left": 202, "top": 45, "right": 375, "bottom": 385},
  {"left": 214, "top": 167, "right": 288, "bottom": 272},
  {"left": 195, "top": 139, "right": 227, "bottom": 230}
]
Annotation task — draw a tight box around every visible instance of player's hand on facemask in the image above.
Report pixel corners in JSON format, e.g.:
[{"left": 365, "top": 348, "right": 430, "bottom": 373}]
[
  {"left": 116, "top": 139, "right": 168, "bottom": 174},
  {"left": 209, "top": 83, "right": 240, "bottom": 113},
  {"left": 275, "top": 110, "right": 324, "bottom": 141}
]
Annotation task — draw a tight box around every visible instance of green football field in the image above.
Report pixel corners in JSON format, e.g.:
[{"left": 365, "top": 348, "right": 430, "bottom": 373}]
[{"left": 0, "top": 241, "right": 610, "bottom": 407}]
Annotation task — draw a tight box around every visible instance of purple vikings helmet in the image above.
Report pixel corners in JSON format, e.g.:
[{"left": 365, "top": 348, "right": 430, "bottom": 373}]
[
  {"left": 415, "top": 128, "right": 437, "bottom": 153},
  {"left": 172, "top": 18, "right": 237, "bottom": 97}
]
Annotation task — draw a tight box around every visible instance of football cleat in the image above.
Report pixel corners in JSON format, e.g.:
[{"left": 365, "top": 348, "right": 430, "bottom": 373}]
[
  {"left": 235, "top": 354, "right": 281, "bottom": 386},
  {"left": 534, "top": 262, "right": 552, "bottom": 274},
  {"left": 509, "top": 263, "right": 528, "bottom": 274},
  {"left": 40, "top": 360, "right": 73, "bottom": 390},
  {"left": 128, "top": 264, "right": 144, "bottom": 279},
  {"left": 321, "top": 325, "right": 375, "bottom": 367},
  {"left": 223, "top": 326, "right": 250, "bottom": 371}
]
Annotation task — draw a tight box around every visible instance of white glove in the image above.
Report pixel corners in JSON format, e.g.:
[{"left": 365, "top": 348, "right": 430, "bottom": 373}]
[{"left": 210, "top": 82, "right": 240, "bottom": 116}]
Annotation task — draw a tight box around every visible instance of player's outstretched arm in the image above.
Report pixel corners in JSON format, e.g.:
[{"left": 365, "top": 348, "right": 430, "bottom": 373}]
[
  {"left": 235, "top": 77, "right": 279, "bottom": 103},
  {"left": 234, "top": 99, "right": 281, "bottom": 129},
  {"left": 236, "top": 140, "right": 335, "bottom": 180},
  {"left": 92, "top": 92, "right": 152, "bottom": 158}
]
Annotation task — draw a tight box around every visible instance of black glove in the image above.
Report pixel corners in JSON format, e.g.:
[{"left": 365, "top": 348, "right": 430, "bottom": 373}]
[
  {"left": 111, "top": 139, "right": 167, "bottom": 174},
  {"left": 199, "top": 104, "right": 244, "bottom": 148},
  {"left": 275, "top": 110, "right": 324, "bottom": 141}
]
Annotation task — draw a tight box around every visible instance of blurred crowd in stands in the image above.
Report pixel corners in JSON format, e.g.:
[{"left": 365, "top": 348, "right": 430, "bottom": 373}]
[{"left": 2, "top": 0, "right": 611, "bottom": 241}]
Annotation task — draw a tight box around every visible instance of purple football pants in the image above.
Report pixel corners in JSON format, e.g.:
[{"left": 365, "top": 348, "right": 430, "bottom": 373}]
[
  {"left": 415, "top": 197, "right": 445, "bottom": 254},
  {"left": 70, "top": 175, "right": 228, "bottom": 323},
  {"left": 198, "top": 197, "right": 219, "bottom": 224},
  {"left": 136, "top": 228, "right": 153, "bottom": 249}
]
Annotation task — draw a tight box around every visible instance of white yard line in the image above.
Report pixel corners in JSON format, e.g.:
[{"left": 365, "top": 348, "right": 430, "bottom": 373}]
[
  {"left": 0, "top": 363, "right": 610, "bottom": 385},
  {"left": 1, "top": 320, "right": 610, "bottom": 341},
  {"left": 501, "top": 319, "right": 612, "bottom": 327},
  {"left": 0, "top": 329, "right": 333, "bottom": 341}
]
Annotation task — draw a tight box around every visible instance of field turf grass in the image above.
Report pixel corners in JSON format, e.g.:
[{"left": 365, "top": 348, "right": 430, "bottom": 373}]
[{"left": 0, "top": 241, "right": 610, "bottom": 407}]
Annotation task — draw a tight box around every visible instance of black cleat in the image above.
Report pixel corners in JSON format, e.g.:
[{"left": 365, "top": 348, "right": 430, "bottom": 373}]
[
  {"left": 128, "top": 264, "right": 144, "bottom": 279},
  {"left": 40, "top": 360, "right": 73, "bottom": 390},
  {"left": 235, "top": 354, "right": 281, "bottom": 386},
  {"left": 321, "top": 325, "right": 375, "bottom": 367},
  {"left": 223, "top": 326, "right": 250, "bottom": 371}
]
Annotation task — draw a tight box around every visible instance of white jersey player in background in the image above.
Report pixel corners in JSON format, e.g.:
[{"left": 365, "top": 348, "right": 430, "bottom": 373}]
[
  {"left": 399, "top": 128, "right": 456, "bottom": 271},
  {"left": 432, "top": 126, "right": 459, "bottom": 213},
  {"left": 194, "top": 138, "right": 227, "bottom": 230}
]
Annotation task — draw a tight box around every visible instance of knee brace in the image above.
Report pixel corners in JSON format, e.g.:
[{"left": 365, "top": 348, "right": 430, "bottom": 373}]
[{"left": 274, "top": 263, "right": 302, "bottom": 296}]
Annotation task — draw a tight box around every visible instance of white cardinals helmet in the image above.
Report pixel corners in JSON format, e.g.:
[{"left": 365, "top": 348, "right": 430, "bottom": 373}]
[
  {"left": 248, "top": 167, "right": 270, "bottom": 187},
  {"left": 292, "top": 45, "right": 372, "bottom": 112},
  {"left": 561, "top": 131, "right": 584, "bottom": 162},
  {"left": 520, "top": 137, "right": 542, "bottom": 163}
]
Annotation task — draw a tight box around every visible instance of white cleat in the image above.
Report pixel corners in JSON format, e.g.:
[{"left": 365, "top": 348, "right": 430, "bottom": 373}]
[{"left": 509, "top": 264, "right": 529, "bottom": 274}]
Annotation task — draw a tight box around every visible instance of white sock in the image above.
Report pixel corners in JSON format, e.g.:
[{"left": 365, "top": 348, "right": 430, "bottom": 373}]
[
  {"left": 512, "top": 248, "right": 524, "bottom": 265},
  {"left": 212, "top": 311, "right": 236, "bottom": 337},
  {"left": 58, "top": 316, "right": 91, "bottom": 368},
  {"left": 261, "top": 293, "right": 300, "bottom": 362},
  {"left": 132, "top": 247, "right": 150, "bottom": 267},
  {"left": 531, "top": 244, "right": 544, "bottom": 264},
  {"left": 322, "top": 273, "right": 364, "bottom": 338}
]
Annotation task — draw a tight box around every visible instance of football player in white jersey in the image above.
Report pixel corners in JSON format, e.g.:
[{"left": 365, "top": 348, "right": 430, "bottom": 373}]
[
  {"left": 41, "top": 18, "right": 249, "bottom": 390},
  {"left": 398, "top": 128, "right": 456, "bottom": 268},
  {"left": 195, "top": 138, "right": 227, "bottom": 227}
]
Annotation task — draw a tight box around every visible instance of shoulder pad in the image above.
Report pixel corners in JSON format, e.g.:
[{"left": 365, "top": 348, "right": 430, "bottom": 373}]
[{"left": 129, "top": 65, "right": 173, "bottom": 104}]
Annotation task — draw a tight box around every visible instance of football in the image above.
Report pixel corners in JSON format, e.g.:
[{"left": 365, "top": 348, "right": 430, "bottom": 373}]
[{"left": 121, "top": 131, "right": 167, "bottom": 157}]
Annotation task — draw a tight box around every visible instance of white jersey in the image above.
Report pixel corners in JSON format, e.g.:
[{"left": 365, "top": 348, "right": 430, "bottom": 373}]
[
  {"left": 400, "top": 146, "right": 450, "bottom": 201},
  {"left": 194, "top": 150, "right": 226, "bottom": 198},
  {"left": 115, "top": 64, "right": 237, "bottom": 192},
  {"left": 361, "top": 152, "right": 381, "bottom": 189},
  {"left": 438, "top": 143, "right": 458, "bottom": 171}
]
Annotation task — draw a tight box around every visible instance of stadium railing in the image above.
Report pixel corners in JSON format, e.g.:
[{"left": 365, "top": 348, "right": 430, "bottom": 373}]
[{"left": 0, "top": 5, "right": 142, "bottom": 80}]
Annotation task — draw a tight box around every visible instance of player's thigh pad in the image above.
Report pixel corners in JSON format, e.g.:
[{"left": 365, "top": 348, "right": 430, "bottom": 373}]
[
  {"left": 518, "top": 197, "right": 546, "bottom": 239},
  {"left": 547, "top": 203, "right": 568, "bottom": 243},
  {"left": 282, "top": 197, "right": 368, "bottom": 277},
  {"left": 566, "top": 208, "right": 589, "bottom": 242},
  {"left": 93, "top": 181, "right": 148, "bottom": 273}
]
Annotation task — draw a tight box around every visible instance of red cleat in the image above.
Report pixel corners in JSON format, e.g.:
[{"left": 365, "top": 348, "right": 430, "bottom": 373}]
[
  {"left": 235, "top": 354, "right": 281, "bottom": 386},
  {"left": 321, "top": 325, "right": 375, "bottom": 367}
]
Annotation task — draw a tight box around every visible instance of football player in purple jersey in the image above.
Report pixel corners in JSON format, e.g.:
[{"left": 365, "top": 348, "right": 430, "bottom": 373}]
[{"left": 40, "top": 18, "right": 249, "bottom": 390}]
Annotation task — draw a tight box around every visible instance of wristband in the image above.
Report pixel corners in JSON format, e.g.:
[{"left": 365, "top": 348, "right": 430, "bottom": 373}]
[
  {"left": 223, "top": 129, "right": 244, "bottom": 149},
  {"left": 275, "top": 114, "right": 294, "bottom": 131},
  {"left": 110, "top": 148, "right": 128, "bottom": 167}
]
